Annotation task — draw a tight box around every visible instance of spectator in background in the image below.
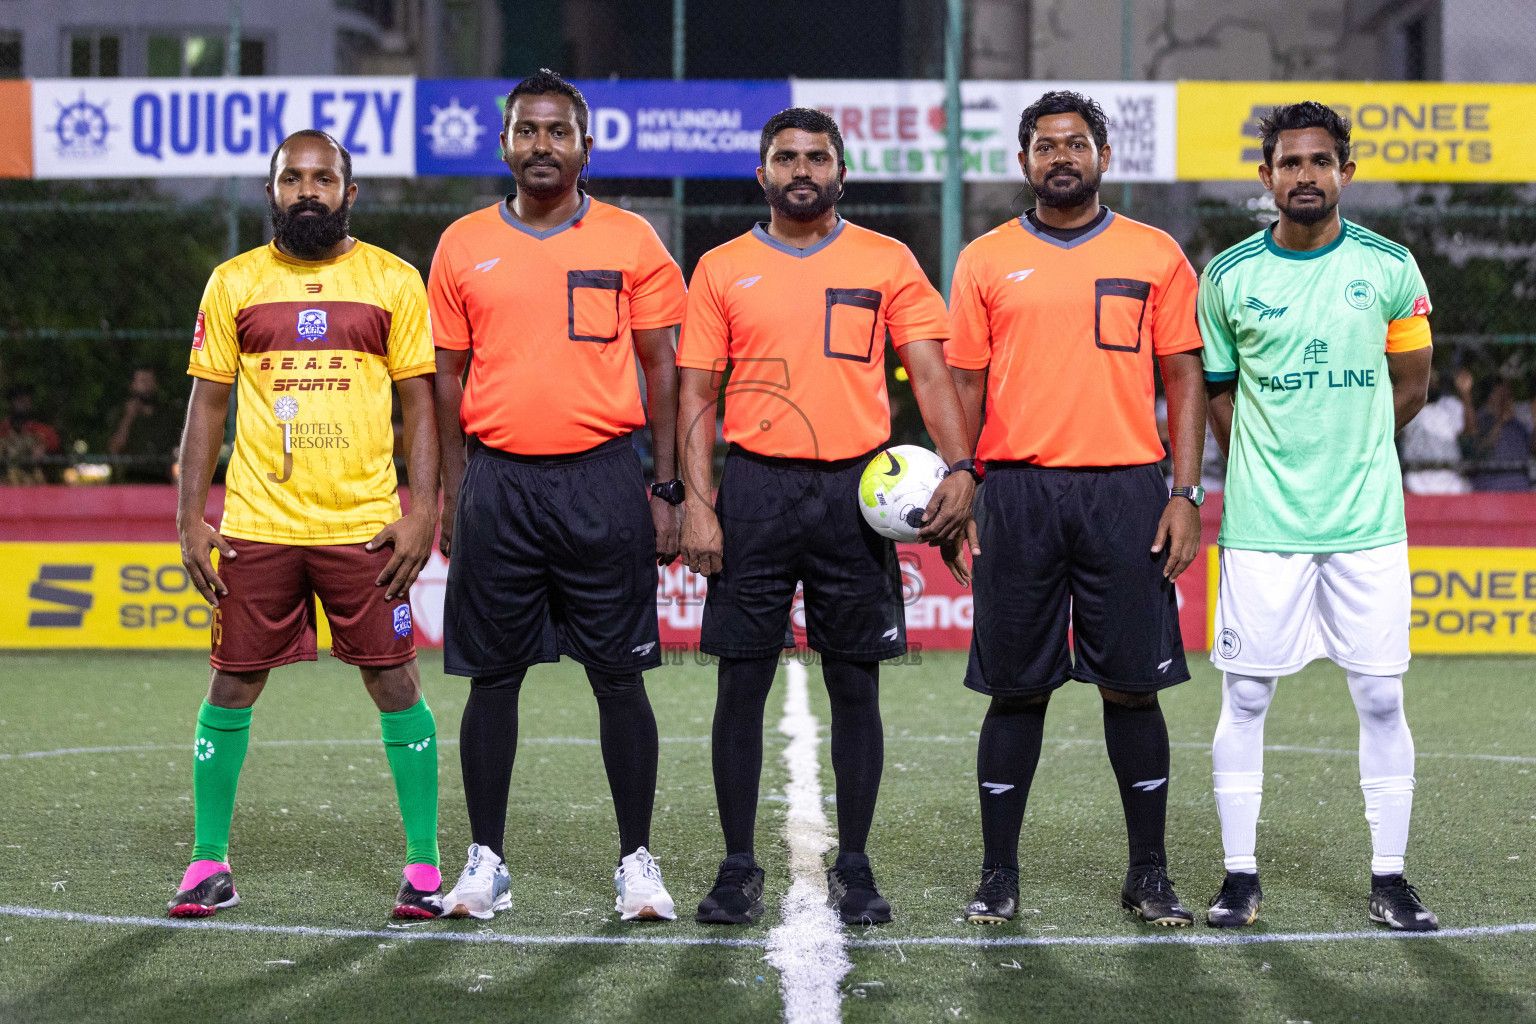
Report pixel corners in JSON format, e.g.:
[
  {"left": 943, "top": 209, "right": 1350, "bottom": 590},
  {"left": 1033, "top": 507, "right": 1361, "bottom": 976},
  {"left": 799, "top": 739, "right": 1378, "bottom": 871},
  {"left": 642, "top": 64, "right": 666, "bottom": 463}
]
[
  {"left": 1469, "top": 379, "right": 1534, "bottom": 492},
  {"left": 1, "top": 385, "right": 61, "bottom": 485},
  {"left": 108, "top": 366, "right": 183, "bottom": 483},
  {"left": 1400, "top": 369, "right": 1473, "bottom": 494}
]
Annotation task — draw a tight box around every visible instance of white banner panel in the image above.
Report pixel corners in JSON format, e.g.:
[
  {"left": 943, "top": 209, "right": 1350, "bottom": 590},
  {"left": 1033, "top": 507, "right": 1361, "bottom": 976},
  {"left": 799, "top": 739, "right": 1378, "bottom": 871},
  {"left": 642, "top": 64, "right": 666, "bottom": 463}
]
[
  {"left": 32, "top": 77, "right": 415, "bottom": 178},
  {"left": 790, "top": 80, "right": 1177, "bottom": 182}
]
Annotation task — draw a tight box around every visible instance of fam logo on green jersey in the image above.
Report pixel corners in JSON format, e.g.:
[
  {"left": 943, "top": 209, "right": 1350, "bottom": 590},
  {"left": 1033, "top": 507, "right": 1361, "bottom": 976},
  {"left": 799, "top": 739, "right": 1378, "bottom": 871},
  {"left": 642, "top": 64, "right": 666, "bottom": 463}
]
[
  {"left": 1344, "top": 279, "right": 1377, "bottom": 310},
  {"left": 1243, "top": 297, "right": 1288, "bottom": 321}
]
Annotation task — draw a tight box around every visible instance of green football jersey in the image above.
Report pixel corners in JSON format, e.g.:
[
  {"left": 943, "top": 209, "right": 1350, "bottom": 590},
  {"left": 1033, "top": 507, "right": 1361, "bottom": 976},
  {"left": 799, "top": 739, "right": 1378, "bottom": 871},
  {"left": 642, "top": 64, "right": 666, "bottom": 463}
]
[{"left": 1199, "top": 221, "right": 1431, "bottom": 553}]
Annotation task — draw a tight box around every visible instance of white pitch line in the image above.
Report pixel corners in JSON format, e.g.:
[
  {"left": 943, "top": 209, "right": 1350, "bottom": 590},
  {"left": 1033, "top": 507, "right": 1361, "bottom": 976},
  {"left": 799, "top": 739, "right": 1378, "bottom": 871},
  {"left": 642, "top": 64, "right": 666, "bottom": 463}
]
[
  {"left": 0, "top": 905, "right": 758, "bottom": 946},
  {"left": 879, "top": 736, "right": 1536, "bottom": 765},
  {"left": 4, "top": 904, "right": 1532, "bottom": 953},
  {"left": 765, "top": 659, "right": 850, "bottom": 1024},
  {"left": 850, "top": 921, "right": 1536, "bottom": 948},
  {"left": 4, "top": 737, "right": 1531, "bottom": 765},
  {"left": 0, "top": 737, "right": 711, "bottom": 760}
]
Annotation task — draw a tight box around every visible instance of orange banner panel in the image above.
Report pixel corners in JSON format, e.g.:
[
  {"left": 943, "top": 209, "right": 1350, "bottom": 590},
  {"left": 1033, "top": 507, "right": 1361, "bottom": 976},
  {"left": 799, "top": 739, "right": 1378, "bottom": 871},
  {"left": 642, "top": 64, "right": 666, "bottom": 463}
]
[{"left": 0, "top": 80, "right": 32, "bottom": 178}]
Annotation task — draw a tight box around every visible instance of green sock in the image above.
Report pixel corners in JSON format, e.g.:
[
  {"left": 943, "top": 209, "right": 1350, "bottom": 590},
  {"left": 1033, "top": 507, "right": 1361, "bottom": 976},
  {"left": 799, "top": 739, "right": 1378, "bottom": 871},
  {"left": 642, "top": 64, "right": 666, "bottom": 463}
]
[
  {"left": 190, "top": 701, "right": 252, "bottom": 863},
  {"left": 380, "top": 699, "right": 440, "bottom": 868}
]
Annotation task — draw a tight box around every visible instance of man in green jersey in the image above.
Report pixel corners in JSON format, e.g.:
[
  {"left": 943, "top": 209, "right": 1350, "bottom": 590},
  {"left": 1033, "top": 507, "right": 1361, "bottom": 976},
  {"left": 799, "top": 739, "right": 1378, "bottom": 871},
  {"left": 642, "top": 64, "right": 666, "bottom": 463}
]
[{"left": 1198, "top": 102, "right": 1439, "bottom": 932}]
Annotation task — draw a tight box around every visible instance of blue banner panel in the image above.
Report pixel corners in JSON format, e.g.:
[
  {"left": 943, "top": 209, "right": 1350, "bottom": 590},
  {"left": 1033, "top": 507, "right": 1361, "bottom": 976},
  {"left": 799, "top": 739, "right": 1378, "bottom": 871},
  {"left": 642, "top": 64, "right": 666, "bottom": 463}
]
[{"left": 416, "top": 79, "right": 792, "bottom": 178}]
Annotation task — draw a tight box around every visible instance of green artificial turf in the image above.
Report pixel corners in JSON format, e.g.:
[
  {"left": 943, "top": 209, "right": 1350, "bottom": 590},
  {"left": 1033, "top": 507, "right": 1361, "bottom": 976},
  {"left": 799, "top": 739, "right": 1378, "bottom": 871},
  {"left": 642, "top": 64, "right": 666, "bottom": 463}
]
[{"left": 0, "top": 650, "right": 1532, "bottom": 1023}]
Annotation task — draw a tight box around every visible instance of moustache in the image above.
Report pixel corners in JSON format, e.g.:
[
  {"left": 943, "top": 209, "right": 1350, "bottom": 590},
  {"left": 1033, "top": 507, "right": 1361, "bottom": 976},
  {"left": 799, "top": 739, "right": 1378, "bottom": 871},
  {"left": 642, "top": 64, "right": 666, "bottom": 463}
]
[
  {"left": 1288, "top": 187, "right": 1324, "bottom": 199},
  {"left": 286, "top": 199, "right": 331, "bottom": 216}
]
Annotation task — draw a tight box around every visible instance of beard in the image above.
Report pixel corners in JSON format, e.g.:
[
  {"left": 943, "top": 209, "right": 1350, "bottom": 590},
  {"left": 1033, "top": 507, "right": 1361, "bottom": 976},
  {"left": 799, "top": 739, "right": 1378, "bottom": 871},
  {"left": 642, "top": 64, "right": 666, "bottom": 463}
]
[
  {"left": 270, "top": 196, "right": 351, "bottom": 258},
  {"left": 763, "top": 176, "right": 841, "bottom": 222},
  {"left": 1030, "top": 164, "right": 1101, "bottom": 208},
  {"left": 1276, "top": 187, "right": 1337, "bottom": 226},
  {"left": 515, "top": 155, "right": 582, "bottom": 201}
]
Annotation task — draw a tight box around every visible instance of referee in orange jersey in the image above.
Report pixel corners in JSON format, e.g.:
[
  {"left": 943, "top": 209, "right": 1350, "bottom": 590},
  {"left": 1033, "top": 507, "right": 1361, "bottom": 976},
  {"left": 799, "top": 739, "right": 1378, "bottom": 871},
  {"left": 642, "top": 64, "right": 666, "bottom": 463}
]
[
  {"left": 678, "top": 108, "right": 977, "bottom": 927},
  {"left": 430, "top": 71, "right": 686, "bottom": 922},
  {"left": 944, "top": 92, "right": 1207, "bottom": 927}
]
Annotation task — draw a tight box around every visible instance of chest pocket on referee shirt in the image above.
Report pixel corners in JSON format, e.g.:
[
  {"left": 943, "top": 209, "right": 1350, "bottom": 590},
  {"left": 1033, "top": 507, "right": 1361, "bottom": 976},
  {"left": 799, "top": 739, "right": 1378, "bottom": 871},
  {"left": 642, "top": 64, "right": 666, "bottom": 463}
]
[
  {"left": 567, "top": 269, "right": 624, "bottom": 343},
  {"left": 823, "top": 288, "right": 883, "bottom": 362},
  {"left": 1093, "top": 278, "right": 1152, "bottom": 353}
]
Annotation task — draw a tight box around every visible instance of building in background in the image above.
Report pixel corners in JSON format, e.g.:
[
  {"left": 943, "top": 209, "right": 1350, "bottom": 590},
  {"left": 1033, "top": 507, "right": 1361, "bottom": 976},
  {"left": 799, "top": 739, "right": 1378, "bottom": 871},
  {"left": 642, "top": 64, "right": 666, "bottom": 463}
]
[{"left": 0, "top": 0, "right": 503, "bottom": 80}]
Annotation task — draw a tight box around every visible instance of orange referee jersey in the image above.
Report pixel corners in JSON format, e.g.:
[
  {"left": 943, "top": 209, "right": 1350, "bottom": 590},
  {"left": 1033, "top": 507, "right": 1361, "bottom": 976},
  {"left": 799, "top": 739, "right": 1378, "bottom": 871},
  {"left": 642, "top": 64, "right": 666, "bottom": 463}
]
[
  {"left": 677, "top": 219, "right": 949, "bottom": 461},
  {"left": 946, "top": 211, "right": 1201, "bottom": 467},
  {"left": 428, "top": 193, "right": 686, "bottom": 455}
]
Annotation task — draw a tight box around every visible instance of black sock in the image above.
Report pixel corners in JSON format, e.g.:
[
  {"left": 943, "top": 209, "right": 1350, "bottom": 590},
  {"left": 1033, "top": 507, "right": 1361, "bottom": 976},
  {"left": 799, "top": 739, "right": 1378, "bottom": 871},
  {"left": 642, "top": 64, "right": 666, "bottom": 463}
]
[
  {"left": 461, "top": 671, "right": 525, "bottom": 861},
  {"left": 588, "top": 669, "right": 659, "bottom": 858},
  {"left": 712, "top": 655, "right": 778, "bottom": 858},
  {"left": 1102, "top": 697, "right": 1171, "bottom": 868},
  {"left": 977, "top": 694, "right": 1049, "bottom": 871},
  {"left": 823, "top": 658, "right": 883, "bottom": 856}
]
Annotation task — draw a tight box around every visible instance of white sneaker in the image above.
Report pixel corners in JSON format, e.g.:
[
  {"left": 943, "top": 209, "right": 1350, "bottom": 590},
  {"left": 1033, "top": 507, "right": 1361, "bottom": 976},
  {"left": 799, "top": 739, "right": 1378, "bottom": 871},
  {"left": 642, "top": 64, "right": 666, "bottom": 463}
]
[
  {"left": 442, "top": 844, "right": 512, "bottom": 920},
  {"left": 614, "top": 847, "right": 676, "bottom": 921}
]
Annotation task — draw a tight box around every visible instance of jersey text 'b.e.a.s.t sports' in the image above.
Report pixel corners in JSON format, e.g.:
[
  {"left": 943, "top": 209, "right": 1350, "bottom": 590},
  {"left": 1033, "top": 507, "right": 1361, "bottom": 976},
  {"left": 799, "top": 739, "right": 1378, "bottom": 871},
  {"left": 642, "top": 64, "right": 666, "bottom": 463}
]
[{"left": 188, "top": 240, "right": 436, "bottom": 545}]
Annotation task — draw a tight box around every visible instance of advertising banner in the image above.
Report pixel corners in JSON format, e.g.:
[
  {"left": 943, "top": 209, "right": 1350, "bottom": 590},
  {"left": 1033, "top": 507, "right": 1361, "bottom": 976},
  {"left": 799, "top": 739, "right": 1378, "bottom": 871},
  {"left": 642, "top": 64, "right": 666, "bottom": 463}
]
[
  {"left": 791, "top": 79, "right": 1178, "bottom": 182},
  {"left": 30, "top": 77, "right": 415, "bottom": 179},
  {"left": 1404, "top": 546, "right": 1536, "bottom": 653},
  {"left": 2, "top": 540, "right": 1204, "bottom": 654},
  {"left": 416, "top": 78, "right": 792, "bottom": 178},
  {"left": 1, "top": 542, "right": 330, "bottom": 650},
  {"left": 1177, "top": 81, "right": 1536, "bottom": 182}
]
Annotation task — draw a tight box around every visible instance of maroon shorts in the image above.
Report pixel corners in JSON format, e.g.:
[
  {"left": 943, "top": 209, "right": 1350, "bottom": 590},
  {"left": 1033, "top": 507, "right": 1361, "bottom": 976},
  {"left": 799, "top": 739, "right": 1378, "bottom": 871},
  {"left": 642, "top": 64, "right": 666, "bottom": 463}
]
[{"left": 211, "top": 539, "right": 416, "bottom": 672}]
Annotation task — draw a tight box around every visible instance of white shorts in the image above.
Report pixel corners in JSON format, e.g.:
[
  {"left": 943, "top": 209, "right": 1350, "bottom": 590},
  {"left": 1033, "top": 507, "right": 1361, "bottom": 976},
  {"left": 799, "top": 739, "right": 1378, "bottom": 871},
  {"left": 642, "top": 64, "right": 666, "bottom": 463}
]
[{"left": 1211, "top": 541, "right": 1411, "bottom": 677}]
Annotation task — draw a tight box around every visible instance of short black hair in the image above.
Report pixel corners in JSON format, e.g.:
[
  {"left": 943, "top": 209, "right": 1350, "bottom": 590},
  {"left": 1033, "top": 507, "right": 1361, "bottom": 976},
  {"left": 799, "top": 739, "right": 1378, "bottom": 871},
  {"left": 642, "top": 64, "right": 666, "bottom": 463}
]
[
  {"left": 1258, "top": 101, "right": 1351, "bottom": 166},
  {"left": 759, "top": 107, "right": 845, "bottom": 168},
  {"left": 1018, "top": 90, "right": 1109, "bottom": 151},
  {"left": 269, "top": 130, "right": 352, "bottom": 187},
  {"left": 505, "top": 69, "right": 589, "bottom": 137}
]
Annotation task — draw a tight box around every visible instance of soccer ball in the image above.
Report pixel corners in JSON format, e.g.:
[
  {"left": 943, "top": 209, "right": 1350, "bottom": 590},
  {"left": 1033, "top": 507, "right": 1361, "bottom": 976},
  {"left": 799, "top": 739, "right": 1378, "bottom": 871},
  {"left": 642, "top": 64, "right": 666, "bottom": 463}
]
[{"left": 858, "top": 445, "right": 949, "bottom": 542}]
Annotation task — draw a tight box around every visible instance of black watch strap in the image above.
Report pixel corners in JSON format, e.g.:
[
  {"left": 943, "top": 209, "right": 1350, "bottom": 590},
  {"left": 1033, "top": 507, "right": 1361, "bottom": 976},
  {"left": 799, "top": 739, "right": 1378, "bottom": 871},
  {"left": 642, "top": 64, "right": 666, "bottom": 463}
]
[
  {"left": 650, "top": 478, "right": 686, "bottom": 505},
  {"left": 949, "top": 458, "right": 983, "bottom": 482}
]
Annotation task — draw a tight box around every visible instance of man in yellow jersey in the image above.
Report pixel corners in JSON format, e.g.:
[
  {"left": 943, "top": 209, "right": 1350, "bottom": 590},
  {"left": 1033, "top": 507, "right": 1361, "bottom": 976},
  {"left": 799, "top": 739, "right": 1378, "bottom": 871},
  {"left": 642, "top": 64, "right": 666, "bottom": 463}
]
[{"left": 169, "top": 130, "right": 443, "bottom": 920}]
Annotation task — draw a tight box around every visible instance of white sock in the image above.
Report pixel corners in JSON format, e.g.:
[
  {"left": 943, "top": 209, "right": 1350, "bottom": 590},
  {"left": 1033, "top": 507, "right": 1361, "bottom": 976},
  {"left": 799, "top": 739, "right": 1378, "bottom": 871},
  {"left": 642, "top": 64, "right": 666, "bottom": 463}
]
[
  {"left": 1212, "top": 673, "right": 1277, "bottom": 874},
  {"left": 1347, "top": 671, "right": 1416, "bottom": 877}
]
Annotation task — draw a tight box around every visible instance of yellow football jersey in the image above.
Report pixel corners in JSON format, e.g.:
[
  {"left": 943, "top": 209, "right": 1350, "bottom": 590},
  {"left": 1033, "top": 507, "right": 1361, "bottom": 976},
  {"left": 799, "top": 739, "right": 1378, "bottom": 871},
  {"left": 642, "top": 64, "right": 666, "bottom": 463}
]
[{"left": 188, "top": 240, "right": 435, "bottom": 545}]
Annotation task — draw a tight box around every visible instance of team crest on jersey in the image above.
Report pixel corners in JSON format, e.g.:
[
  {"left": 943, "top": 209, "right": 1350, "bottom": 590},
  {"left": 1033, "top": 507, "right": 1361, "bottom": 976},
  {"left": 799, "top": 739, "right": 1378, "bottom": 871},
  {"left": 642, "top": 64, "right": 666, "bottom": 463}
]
[
  {"left": 296, "top": 308, "right": 329, "bottom": 341},
  {"left": 1216, "top": 628, "right": 1242, "bottom": 660},
  {"left": 1344, "top": 280, "right": 1376, "bottom": 310},
  {"left": 1411, "top": 294, "right": 1430, "bottom": 317},
  {"left": 192, "top": 310, "right": 206, "bottom": 351},
  {"left": 392, "top": 604, "right": 413, "bottom": 638}
]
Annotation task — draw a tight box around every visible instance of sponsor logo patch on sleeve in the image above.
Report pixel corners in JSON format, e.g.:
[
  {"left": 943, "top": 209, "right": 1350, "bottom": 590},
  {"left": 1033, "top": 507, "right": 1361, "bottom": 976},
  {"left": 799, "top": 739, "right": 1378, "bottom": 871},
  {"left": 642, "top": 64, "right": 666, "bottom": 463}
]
[
  {"left": 1411, "top": 294, "right": 1431, "bottom": 317},
  {"left": 192, "top": 310, "right": 206, "bottom": 351}
]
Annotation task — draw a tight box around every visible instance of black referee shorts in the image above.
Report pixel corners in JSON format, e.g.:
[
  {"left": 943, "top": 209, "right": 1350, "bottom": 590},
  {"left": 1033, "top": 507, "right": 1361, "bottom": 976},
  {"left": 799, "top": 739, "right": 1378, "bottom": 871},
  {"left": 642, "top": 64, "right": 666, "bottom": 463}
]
[
  {"left": 964, "top": 461, "right": 1188, "bottom": 697},
  {"left": 700, "top": 445, "right": 906, "bottom": 662},
  {"left": 443, "top": 435, "right": 661, "bottom": 678}
]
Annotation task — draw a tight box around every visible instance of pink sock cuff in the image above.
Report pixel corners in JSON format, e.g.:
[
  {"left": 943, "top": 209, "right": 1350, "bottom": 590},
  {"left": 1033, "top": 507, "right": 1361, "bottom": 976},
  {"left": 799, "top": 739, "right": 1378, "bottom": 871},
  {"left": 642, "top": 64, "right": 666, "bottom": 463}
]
[
  {"left": 179, "top": 860, "right": 230, "bottom": 891},
  {"left": 403, "top": 863, "right": 441, "bottom": 892}
]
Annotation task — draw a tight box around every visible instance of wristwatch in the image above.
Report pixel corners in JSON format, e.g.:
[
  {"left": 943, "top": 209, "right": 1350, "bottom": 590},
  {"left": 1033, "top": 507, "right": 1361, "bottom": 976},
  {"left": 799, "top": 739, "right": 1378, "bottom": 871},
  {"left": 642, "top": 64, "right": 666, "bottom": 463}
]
[
  {"left": 1171, "top": 485, "right": 1205, "bottom": 507},
  {"left": 949, "top": 458, "right": 984, "bottom": 482},
  {"left": 650, "top": 478, "right": 686, "bottom": 505}
]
